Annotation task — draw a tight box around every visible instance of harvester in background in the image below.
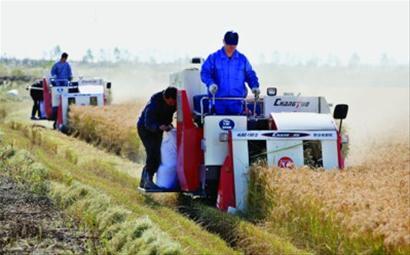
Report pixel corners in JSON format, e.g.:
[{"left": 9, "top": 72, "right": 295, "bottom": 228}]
[
  {"left": 143, "top": 58, "right": 349, "bottom": 213},
  {"left": 28, "top": 77, "right": 112, "bottom": 132}
]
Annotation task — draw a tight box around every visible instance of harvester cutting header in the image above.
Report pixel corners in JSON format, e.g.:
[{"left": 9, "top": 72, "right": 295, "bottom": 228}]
[{"left": 138, "top": 31, "right": 349, "bottom": 213}]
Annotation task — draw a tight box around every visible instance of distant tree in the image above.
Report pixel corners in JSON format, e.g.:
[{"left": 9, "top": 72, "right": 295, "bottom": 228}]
[
  {"left": 348, "top": 53, "right": 361, "bottom": 67},
  {"left": 113, "top": 47, "right": 121, "bottom": 62},
  {"left": 82, "top": 49, "right": 94, "bottom": 63},
  {"left": 52, "top": 45, "right": 62, "bottom": 60},
  {"left": 98, "top": 49, "right": 111, "bottom": 63},
  {"left": 149, "top": 56, "right": 157, "bottom": 65},
  {"left": 325, "top": 54, "right": 341, "bottom": 67},
  {"left": 0, "top": 52, "right": 8, "bottom": 60},
  {"left": 379, "top": 53, "right": 394, "bottom": 66},
  {"left": 306, "top": 56, "right": 320, "bottom": 67},
  {"left": 121, "top": 49, "right": 131, "bottom": 62},
  {"left": 283, "top": 53, "right": 303, "bottom": 66},
  {"left": 271, "top": 51, "right": 281, "bottom": 65},
  {"left": 132, "top": 56, "right": 140, "bottom": 64}
]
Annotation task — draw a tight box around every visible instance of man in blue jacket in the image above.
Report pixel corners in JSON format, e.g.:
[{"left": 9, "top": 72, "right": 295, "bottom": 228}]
[
  {"left": 137, "top": 87, "right": 177, "bottom": 189},
  {"left": 51, "top": 52, "right": 72, "bottom": 86},
  {"left": 201, "top": 31, "right": 260, "bottom": 115}
]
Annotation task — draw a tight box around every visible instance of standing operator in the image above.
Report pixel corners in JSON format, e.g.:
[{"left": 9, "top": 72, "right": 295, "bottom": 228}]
[
  {"left": 201, "top": 31, "right": 260, "bottom": 115},
  {"left": 50, "top": 52, "right": 72, "bottom": 86}
]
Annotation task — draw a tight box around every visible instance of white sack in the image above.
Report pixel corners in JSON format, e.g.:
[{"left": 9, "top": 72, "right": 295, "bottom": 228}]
[{"left": 156, "top": 129, "right": 178, "bottom": 189}]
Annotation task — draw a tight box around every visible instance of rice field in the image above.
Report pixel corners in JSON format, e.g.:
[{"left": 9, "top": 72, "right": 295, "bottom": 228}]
[
  {"left": 67, "top": 100, "right": 410, "bottom": 254},
  {"left": 69, "top": 102, "right": 144, "bottom": 162},
  {"left": 248, "top": 138, "right": 410, "bottom": 254},
  {"left": 1, "top": 81, "right": 409, "bottom": 254}
]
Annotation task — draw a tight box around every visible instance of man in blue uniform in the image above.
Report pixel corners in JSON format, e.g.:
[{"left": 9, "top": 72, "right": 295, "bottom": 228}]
[
  {"left": 201, "top": 31, "right": 260, "bottom": 115},
  {"left": 137, "top": 87, "right": 177, "bottom": 189},
  {"left": 51, "top": 52, "right": 72, "bottom": 86}
]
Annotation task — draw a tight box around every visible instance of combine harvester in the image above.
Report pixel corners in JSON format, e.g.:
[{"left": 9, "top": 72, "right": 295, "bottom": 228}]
[
  {"left": 142, "top": 58, "right": 349, "bottom": 213},
  {"left": 31, "top": 77, "right": 112, "bottom": 132}
]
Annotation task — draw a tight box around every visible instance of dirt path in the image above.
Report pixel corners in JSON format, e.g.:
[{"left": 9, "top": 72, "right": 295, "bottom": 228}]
[{"left": 0, "top": 175, "right": 92, "bottom": 254}]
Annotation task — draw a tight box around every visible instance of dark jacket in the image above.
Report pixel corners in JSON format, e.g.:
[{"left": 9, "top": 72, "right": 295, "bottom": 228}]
[
  {"left": 137, "top": 91, "right": 176, "bottom": 133},
  {"left": 30, "top": 81, "right": 43, "bottom": 101}
]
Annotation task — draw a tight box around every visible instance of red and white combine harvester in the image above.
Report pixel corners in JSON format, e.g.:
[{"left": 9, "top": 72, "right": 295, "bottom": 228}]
[
  {"left": 142, "top": 59, "right": 349, "bottom": 213},
  {"left": 141, "top": 59, "right": 350, "bottom": 212},
  {"left": 39, "top": 77, "right": 112, "bottom": 132}
]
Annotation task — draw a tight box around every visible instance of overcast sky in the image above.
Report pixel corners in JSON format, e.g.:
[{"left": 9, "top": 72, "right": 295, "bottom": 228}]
[{"left": 1, "top": 0, "right": 409, "bottom": 64}]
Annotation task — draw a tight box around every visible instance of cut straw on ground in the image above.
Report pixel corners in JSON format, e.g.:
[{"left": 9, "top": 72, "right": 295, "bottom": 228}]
[{"left": 1, "top": 122, "right": 310, "bottom": 254}]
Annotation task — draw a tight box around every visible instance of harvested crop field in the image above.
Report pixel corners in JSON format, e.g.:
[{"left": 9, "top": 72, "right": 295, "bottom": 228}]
[
  {"left": 0, "top": 123, "right": 242, "bottom": 254},
  {"left": 0, "top": 175, "right": 91, "bottom": 254}
]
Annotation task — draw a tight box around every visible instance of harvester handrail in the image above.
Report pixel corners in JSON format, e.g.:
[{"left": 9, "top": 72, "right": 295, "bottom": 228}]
[
  {"left": 199, "top": 96, "right": 248, "bottom": 123},
  {"left": 49, "top": 77, "right": 104, "bottom": 87},
  {"left": 48, "top": 78, "right": 73, "bottom": 87},
  {"left": 49, "top": 78, "right": 71, "bottom": 82}
]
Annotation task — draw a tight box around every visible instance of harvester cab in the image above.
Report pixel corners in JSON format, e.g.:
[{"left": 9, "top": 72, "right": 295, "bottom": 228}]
[
  {"left": 38, "top": 76, "right": 112, "bottom": 132},
  {"left": 143, "top": 58, "right": 349, "bottom": 213}
]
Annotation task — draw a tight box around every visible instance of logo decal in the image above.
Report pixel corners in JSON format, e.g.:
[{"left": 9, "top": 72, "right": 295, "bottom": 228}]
[
  {"left": 278, "top": 157, "right": 294, "bottom": 168},
  {"left": 219, "top": 119, "right": 235, "bottom": 130},
  {"left": 274, "top": 98, "right": 310, "bottom": 109},
  {"left": 262, "top": 132, "right": 310, "bottom": 138}
]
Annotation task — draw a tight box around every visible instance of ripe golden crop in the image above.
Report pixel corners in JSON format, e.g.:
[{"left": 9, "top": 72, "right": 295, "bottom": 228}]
[
  {"left": 250, "top": 138, "right": 409, "bottom": 253},
  {"left": 68, "top": 102, "right": 144, "bottom": 162}
]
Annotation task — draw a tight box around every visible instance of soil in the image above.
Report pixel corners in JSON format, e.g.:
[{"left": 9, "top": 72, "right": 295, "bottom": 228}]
[{"left": 0, "top": 175, "right": 91, "bottom": 254}]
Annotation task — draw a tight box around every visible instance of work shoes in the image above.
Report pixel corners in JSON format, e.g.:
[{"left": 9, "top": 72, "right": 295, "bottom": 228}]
[
  {"left": 139, "top": 168, "right": 161, "bottom": 190},
  {"left": 139, "top": 168, "right": 149, "bottom": 188},
  {"left": 143, "top": 179, "right": 161, "bottom": 190}
]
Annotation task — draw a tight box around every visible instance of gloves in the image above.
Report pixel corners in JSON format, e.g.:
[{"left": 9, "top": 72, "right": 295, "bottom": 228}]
[
  {"left": 252, "top": 87, "right": 260, "bottom": 97},
  {"left": 209, "top": 84, "right": 218, "bottom": 95}
]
